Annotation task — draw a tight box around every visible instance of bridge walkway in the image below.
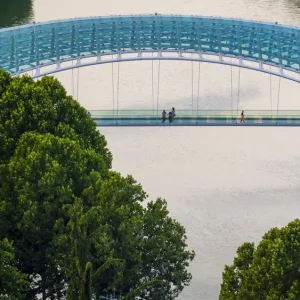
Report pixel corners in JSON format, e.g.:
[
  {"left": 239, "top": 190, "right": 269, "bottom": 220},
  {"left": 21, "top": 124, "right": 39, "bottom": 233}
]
[{"left": 90, "top": 110, "right": 300, "bottom": 126}]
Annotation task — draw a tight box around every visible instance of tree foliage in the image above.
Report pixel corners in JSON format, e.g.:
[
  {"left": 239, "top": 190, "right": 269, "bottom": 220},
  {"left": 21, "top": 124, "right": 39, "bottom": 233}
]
[
  {"left": 219, "top": 219, "right": 300, "bottom": 300},
  {"left": 0, "top": 238, "right": 28, "bottom": 300},
  {"left": 58, "top": 172, "right": 195, "bottom": 299},
  {"left": 0, "top": 71, "right": 112, "bottom": 167},
  {"left": 0, "top": 132, "right": 109, "bottom": 298},
  {"left": 0, "top": 69, "right": 195, "bottom": 300}
]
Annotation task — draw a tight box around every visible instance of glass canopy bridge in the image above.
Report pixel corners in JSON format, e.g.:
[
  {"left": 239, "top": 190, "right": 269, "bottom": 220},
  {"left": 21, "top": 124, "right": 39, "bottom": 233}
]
[{"left": 2, "top": 14, "right": 300, "bottom": 126}]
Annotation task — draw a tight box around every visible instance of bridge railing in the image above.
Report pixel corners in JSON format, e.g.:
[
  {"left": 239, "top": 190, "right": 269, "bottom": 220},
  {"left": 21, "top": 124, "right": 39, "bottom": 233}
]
[{"left": 89, "top": 110, "right": 300, "bottom": 118}]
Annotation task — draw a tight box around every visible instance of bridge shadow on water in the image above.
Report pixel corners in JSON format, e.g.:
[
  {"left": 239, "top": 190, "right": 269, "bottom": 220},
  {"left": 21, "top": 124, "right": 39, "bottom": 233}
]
[{"left": 119, "top": 84, "right": 263, "bottom": 113}]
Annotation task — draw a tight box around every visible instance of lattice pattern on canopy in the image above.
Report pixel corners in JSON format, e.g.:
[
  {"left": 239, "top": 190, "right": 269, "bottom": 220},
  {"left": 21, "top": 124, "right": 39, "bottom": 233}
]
[{"left": 0, "top": 15, "right": 300, "bottom": 77}]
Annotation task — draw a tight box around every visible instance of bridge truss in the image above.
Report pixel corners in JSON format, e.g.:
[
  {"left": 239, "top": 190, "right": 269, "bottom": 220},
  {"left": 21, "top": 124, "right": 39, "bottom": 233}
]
[{"left": 0, "top": 15, "right": 300, "bottom": 82}]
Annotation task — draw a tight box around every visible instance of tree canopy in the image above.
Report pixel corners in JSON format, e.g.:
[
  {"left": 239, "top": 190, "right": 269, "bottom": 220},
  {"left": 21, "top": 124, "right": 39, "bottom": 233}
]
[
  {"left": 0, "top": 72, "right": 112, "bottom": 167},
  {"left": 0, "top": 69, "right": 195, "bottom": 300},
  {"left": 0, "top": 238, "right": 28, "bottom": 300},
  {"left": 219, "top": 219, "right": 300, "bottom": 300}
]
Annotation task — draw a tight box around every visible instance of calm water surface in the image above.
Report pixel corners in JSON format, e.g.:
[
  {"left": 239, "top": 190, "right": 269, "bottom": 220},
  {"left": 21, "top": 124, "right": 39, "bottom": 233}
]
[{"left": 2, "top": 0, "right": 300, "bottom": 298}]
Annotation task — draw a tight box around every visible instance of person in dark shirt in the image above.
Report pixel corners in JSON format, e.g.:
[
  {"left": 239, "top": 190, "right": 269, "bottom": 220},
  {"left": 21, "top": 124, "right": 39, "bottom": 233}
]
[
  {"left": 172, "top": 107, "right": 176, "bottom": 121},
  {"left": 240, "top": 110, "right": 245, "bottom": 123},
  {"left": 162, "top": 110, "right": 167, "bottom": 123},
  {"left": 168, "top": 111, "right": 173, "bottom": 123}
]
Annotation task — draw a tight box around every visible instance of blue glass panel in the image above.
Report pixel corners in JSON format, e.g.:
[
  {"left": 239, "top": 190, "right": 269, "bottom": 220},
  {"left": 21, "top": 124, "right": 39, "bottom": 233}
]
[{"left": 1, "top": 15, "right": 300, "bottom": 75}]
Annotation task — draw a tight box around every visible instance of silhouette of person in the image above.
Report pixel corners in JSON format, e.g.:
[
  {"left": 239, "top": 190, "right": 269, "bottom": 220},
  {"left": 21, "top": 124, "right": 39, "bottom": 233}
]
[
  {"left": 162, "top": 110, "right": 167, "bottom": 123},
  {"left": 168, "top": 111, "right": 173, "bottom": 123},
  {"left": 240, "top": 110, "right": 245, "bottom": 123},
  {"left": 172, "top": 107, "right": 176, "bottom": 121}
]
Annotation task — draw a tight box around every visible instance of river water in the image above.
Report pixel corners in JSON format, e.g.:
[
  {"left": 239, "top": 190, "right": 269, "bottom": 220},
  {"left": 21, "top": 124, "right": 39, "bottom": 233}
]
[{"left": 2, "top": 0, "right": 300, "bottom": 299}]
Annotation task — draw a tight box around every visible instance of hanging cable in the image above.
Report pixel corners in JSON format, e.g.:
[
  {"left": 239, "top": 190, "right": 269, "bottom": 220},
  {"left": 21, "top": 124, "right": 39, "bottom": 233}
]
[
  {"left": 76, "top": 66, "right": 80, "bottom": 101},
  {"left": 156, "top": 59, "right": 161, "bottom": 116},
  {"left": 231, "top": 61, "right": 233, "bottom": 119},
  {"left": 269, "top": 66, "right": 273, "bottom": 116},
  {"left": 191, "top": 57, "right": 194, "bottom": 111},
  {"left": 197, "top": 61, "right": 201, "bottom": 115},
  {"left": 71, "top": 60, "right": 74, "bottom": 97},
  {"left": 237, "top": 67, "right": 241, "bottom": 115},
  {"left": 152, "top": 53, "right": 154, "bottom": 116},
  {"left": 276, "top": 76, "right": 281, "bottom": 115},
  {"left": 111, "top": 56, "right": 115, "bottom": 117},
  {"left": 116, "top": 62, "right": 120, "bottom": 116}
]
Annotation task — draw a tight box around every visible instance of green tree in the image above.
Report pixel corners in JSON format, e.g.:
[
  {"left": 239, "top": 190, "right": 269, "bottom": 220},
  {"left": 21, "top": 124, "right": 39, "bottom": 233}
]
[
  {"left": 55, "top": 172, "right": 146, "bottom": 299},
  {"left": 139, "top": 199, "right": 195, "bottom": 299},
  {"left": 0, "top": 132, "right": 108, "bottom": 299},
  {"left": 61, "top": 199, "right": 125, "bottom": 300},
  {"left": 0, "top": 69, "right": 195, "bottom": 300},
  {"left": 0, "top": 238, "right": 28, "bottom": 300},
  {"left": 70, "top": 172, "right": 195, "bottom": 299},
  {"left": 0, "top": 73, "right": 111, "bottom": 167},
  {"left": 0, "top": 71, "right": 111, "bottom": 298},
  {"left": 219, "top": 219, "right": 300, "bottom": 300},
  {"left": 0, "top": 69, "right": 11, "bottom": 98}
]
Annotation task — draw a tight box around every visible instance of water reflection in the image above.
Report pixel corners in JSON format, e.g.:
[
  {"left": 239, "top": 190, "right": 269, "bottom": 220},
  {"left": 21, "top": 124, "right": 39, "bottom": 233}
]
[
  {"left": 287, "top": 0, "right": 300, "bottom": 7},
  {"left": 0, "top": 0, "right": 34, "bottom": 28}
]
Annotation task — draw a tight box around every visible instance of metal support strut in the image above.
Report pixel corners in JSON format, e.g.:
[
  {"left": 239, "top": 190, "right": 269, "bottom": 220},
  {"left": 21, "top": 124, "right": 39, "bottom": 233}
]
[
  {"left": 76, "top": 67, "right": 80, "bottom": 101},
  {"left": 152, "top": 53, "right": 154, "bottom": 116},
  {"left": 277, "top": 77, "right": 281, "bottom": 115},
  {"left": 156, "top": 59, "right": 161, "bottom": 116},
  {"left": 116, "top": 62, "right": 120, "bottom": 116},
  {"left": 71, "top": 60, "right": 74, "bottom": 97},
  {"left": 197, "top": 61, "right": 201, "bottom": 115},
  {"left": 191, "top": 57, "right": 194, "bottom": 111},
  {"left": 230, "top": 61, "right": 233, "bottom": 119},
  {"left": 111, "top": 56, "right": 115, "bottom": 117},
  {"left": 237, "top": 67, "right": 241, "bottom": 115},
  {"left": 269, "top": 66, "right": 273, "bottom": 116}
]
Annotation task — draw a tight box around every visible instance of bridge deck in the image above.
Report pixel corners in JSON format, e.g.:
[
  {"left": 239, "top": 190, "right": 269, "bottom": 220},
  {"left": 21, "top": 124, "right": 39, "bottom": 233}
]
[{"left": 90, "top": 110, "right": 300, "bottom": 126}]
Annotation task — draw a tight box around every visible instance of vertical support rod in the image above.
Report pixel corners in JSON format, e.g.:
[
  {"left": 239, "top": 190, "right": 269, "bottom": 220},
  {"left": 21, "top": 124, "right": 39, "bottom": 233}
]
[
  {"left": 33, "top": 25, "right": 39, "bottom": 74},
  {"left": 197, "top": 62, "right": 201, "bottom": 115},
  {"left": 237, "top": 67, "right": 241, "bottom": 115},
  {"left": 191, "top": 58, "right": 194, "bottom": 111},
  {"left": 269, "top": 66, "right": 272, "bottom": 117},
  {"left": 72, "top": 60, "right": 74, "bottom": 97},
  {"left": 111, "top": 57, "right": 115, "bottom": 117},
  {"left": 156, "top": 59, "right": 161, "bottom": 116},
  {"left": 13, "top": 30, "right": 19, "bottom": 73},
  {"left": 76, "top": 67, "right": 80, "bottom": 101},
  {"left": 152, "top": 53, "right": 154, "bottom": 116},
  {"left": 231, "top": 63, "right": 233, "bottom": 119},
  {"left": 276, "top": 77, "right": 281, "bottom": 115},
  {"left": 116, "top": 62, "right": 120, "bottom": 116}
]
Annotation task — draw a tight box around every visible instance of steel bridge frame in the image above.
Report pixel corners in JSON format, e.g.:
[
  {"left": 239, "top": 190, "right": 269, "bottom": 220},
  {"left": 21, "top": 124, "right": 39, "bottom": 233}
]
[{"left": 1, "top": 15, "right": 300, "bottom": 82}]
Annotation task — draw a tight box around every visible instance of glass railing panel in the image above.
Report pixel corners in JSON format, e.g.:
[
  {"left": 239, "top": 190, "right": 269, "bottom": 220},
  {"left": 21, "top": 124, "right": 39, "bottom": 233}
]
[{"left": 89, "top": 110, "right": 300, "bottom": 119}]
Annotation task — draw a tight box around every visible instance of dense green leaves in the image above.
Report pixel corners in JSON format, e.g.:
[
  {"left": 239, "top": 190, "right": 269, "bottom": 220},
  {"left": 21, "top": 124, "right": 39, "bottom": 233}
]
[
  {"left": 0, "top": 73, "right": 112, "bottom": 167},
  {"left": 219, "top": 219, "right": 300, "bottom": 300},
  {"left": 140, "top": 199, "right": 195, "bottom": 299},
  {"left": 0, "top": 238, "right": 28, "bottom": 300},
  {"left": 60, "top": 173, "right": 195, "bottom": 299},
  {"left": 0, "top": 132, "right": 108, "bottom": 298},
  {"left": 0, "top": 70, "right": 195, "bottom": 300},
  {"left": 0, "top": 69, "right": 11, "bottom": 98}
]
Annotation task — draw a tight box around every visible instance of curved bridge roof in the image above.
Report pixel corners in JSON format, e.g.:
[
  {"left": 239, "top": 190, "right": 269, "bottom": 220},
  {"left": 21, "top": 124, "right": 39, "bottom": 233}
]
[{"left": 0, "top": 15, "right": 300, "bottom": 81}]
